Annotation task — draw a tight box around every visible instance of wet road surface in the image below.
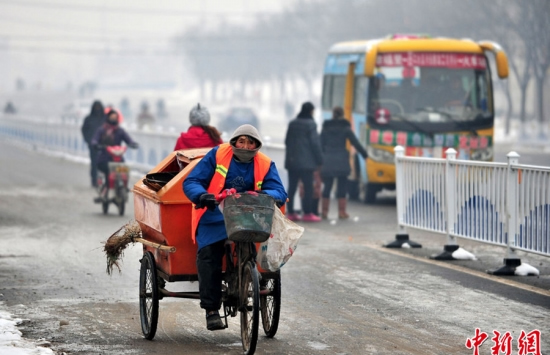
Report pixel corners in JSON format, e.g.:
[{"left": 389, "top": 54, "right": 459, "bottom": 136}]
[{"left": 0, "top": 140, "right": 549, "bottom": 355}]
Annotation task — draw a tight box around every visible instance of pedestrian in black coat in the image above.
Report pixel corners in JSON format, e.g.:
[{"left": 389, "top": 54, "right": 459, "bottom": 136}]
[
  {"left": 81, "top": 100, "right": 105, "bottom": 187},
  {"left": 284, "top": 102, "right": 323, "bottom": 222},
  {"left": 320, "top": 106, "right": 367, "bottom": 219}
]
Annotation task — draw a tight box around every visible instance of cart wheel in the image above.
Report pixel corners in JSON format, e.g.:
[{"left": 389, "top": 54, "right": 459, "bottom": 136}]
[
  {"left": 260, "top": 272, "right": 281, "bottom": 338},
  {"left": 240, "top": 261, "right": 259, "bottom": 355},
  {"left": 102, "top": 201, "right": 109, "bottom": 214},
  {"left": 139, "top": 252, "right": 159, "bottom": 340}
]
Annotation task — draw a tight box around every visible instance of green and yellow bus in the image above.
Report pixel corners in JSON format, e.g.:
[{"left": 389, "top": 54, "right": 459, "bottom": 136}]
[{"left": 321, "top": 34, "right": 509, "bottom": 203}]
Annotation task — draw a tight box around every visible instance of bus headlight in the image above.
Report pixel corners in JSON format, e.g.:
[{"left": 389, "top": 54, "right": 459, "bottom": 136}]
[
  {"left": 367, "top": 146, "right": 394, "bottom": 163},
  {"left": 471, "top": 147, "right": 493, "bottom": 161}
]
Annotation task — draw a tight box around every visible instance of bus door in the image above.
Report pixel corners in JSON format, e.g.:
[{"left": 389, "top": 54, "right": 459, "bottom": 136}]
[{"left": 344, "top": 62, "right": 357, "bottom": 186}]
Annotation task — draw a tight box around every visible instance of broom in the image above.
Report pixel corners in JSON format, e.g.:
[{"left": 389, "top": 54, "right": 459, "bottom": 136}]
[{"left": 103, "top": 220, "right": 176, "bottom": 275}]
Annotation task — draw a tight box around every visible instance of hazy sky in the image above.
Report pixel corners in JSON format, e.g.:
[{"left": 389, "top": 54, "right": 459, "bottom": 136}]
[{"left": 0, "top": 0, "right": 299, "bottom": 91}]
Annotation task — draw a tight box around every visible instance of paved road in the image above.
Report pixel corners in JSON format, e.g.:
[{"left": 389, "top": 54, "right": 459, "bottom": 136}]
[{"left": 0, "top": 141, "right": 549, "bottom": 355}]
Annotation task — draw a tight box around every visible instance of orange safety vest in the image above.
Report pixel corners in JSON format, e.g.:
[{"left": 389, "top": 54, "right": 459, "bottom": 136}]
[{"left": 191, "top": 143, "right": 272, "bottom": 242}]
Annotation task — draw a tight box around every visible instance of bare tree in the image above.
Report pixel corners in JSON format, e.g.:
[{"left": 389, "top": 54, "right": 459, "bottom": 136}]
[
  {"left": 528, "top": 0, "right": 550, "bottom": 136},
  {"left": 173, "top": 0, "right": 547, "bottom": 128}
]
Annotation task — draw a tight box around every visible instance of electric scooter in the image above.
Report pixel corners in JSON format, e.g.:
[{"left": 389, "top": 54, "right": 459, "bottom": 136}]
[{"left": 94, "top": 145, "right": 130, "bottom": 216}]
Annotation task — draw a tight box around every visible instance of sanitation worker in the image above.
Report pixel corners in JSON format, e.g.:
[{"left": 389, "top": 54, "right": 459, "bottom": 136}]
[{"left": 183, "top": 124, "right": 287, "bottom": 331}]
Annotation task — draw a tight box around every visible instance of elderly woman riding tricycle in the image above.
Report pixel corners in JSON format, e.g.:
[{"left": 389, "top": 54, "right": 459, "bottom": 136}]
[{"left": 132, "top": 124, "right": 287, "bottom": 355}]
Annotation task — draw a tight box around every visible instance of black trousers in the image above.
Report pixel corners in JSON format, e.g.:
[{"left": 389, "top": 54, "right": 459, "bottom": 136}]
[
  {"left": 322, "top": 175, "right": 348, "bottom": 199},
  {"left": 196, "top": 239, "right": 226, "bottom": 311},
  {"left": 287, "top": 169, "right": 314, "bottom": 214},
  {"left": 88, "top": 145, "right": 98, "bottom": 186}
]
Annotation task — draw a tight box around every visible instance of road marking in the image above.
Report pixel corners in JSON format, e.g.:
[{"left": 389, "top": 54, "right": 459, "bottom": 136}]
[{"left": 359, "top": 241, "right": 550, "bottom": 298}]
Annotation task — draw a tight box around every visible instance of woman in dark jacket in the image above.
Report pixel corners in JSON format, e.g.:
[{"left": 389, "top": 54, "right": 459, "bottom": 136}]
[
  {"left": 284, "top": 102, "right": 323, "bottom": 222},
  {"left": 320, "top": 106, "right": 367, "bottom": 219}
]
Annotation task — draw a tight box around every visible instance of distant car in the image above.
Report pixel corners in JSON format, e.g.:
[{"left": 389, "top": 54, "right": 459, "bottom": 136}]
[{"left": 218, "top": 107, "right": 259, "bottom": 134}]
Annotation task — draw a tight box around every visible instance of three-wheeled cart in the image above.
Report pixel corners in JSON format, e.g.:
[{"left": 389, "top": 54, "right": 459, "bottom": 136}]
[{"left": 133, "top": 148, "right": 281, "bottom": 355}]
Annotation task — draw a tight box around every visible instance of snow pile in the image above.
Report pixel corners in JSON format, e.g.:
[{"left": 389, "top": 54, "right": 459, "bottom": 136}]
[
  {"left": 452, "top": 247, "right": 477, "bottom": 260},
  {"left": 514, "top": 263, "right": 540, "bottom": 276},
  {"left": 0, "top": 302, "right": 53, "bottom": 355}
]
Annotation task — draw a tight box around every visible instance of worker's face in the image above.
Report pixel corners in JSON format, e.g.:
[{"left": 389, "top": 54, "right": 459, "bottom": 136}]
[{"left": 235, "top": 136, "right": 257, "bottom": 150}]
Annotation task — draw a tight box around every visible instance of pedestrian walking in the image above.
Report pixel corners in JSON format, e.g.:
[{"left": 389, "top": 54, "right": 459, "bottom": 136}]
[
  {"left": 284, "top": 101, "right": 323, "bottom": 222},
  {"left": 320, "top": 106, "right": 368, "bottom": 219},
  {"left": 81, "top": 100, "right": 106, "bottom": 187},
  {"left": 174, "top": 103, "right": 223, "bottom": 150}
]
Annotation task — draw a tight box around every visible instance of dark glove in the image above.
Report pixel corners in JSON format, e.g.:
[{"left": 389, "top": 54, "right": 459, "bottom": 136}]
[
  {"left": 197, "top": 193, "right": 217, "bottom": 211},
  {"left": 129, "top": 142, "right": 139, "bottom": 149}
]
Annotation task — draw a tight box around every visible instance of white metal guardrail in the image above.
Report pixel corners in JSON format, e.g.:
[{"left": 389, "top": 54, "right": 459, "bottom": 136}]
[
  {"left": 0, "top": 114, "right": 284, "bottom": 172},
  {"left": 391, "top": 145, "right": 549, "bottom": 276},
  {"left": 0, "top": 114, "right": 172, "bottom": 171}
]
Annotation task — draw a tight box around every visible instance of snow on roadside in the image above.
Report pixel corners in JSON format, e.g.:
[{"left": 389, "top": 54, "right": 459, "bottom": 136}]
[{"left": 0, "top": 301, "right": 54, "bottom": 355}]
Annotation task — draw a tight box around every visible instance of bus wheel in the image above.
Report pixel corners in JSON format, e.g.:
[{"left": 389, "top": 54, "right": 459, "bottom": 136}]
[{"left": 364, "top": 184, "right": 378, "bottom": 204}]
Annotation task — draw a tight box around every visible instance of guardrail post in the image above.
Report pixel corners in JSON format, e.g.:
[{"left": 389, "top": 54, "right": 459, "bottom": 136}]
[
  {"left": 432, "top": 148, "right": 465, "bottom": 260},
  {"left": 489, "top": 151, "right": 522, "bottom": 275},
  {"left": 385, "top": 146, "right": 422, "bottom": 248}
]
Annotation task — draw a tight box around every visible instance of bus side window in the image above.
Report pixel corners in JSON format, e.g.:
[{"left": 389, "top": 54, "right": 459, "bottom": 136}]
[
  {"left": 323, "top": 74, "right": 350, "bottom": 112},
  {"left": 322, "top": 75, "right": 333, "bottom": 111},
  {"left": 331, "top": 76, "right": 347, "bottom": 109},
  {"left": 353, "top": 76, "right": 368, "bottom": 114}
]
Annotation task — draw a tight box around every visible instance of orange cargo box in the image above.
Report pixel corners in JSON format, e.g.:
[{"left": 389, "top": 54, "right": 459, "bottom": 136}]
[
  {"left": 133, "top": 148, "right": 211, "bottom": 282},
  {"left": 134, "top": 147, "right": 274, "bottom": 281}
]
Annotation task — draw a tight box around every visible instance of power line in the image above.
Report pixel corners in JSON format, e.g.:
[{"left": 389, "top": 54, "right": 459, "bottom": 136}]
[
  {"left": 0, "top": 13, "right": 180, "bottom": 38},
  {"left": 0, "top": 32, "right": 313, "bottom": 44},
  {"left": 0, "top": 0, "right": 290, "bottom": 17},
  {"left": 0, "top": 43, "right": 299, "bottom": 57},
  {"left": 0, "top": 44, "right": 180, "bottom": 56},
  {"left": 0, "top": 33, "right": 173, "bottom": 44}
]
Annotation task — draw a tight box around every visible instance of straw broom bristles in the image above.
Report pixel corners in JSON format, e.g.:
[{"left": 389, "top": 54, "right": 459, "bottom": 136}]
[{"left": 103, "top": 220, "right": 142, "bottom": 275}]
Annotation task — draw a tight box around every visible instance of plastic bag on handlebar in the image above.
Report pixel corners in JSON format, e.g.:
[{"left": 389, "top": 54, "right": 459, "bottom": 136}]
[{"left": 257, "top": 207, "right": 304, "bottom": 271}]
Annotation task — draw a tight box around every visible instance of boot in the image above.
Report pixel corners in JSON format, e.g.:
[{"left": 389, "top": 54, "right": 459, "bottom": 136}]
[
  {"left": 338, "top": 198, "right": 349, "bottom": 219},
  {"left": 322, "top": 198, "right": 330, "bottom": 219}
]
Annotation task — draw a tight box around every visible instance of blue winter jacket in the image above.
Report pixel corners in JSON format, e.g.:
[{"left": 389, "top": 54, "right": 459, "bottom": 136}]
[{"left": 183, "top": 146, "right": 288, "bottom": 250}]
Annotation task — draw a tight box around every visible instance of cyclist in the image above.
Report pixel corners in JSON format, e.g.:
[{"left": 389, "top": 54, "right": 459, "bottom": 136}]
[{"left": 183, "top": 124, "right": 287, "bottom": 331}]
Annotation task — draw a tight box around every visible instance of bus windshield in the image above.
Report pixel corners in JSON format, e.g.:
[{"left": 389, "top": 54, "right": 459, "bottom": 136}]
[{"left": 368, "top": 54, "right": 492, "bottom": 131}]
